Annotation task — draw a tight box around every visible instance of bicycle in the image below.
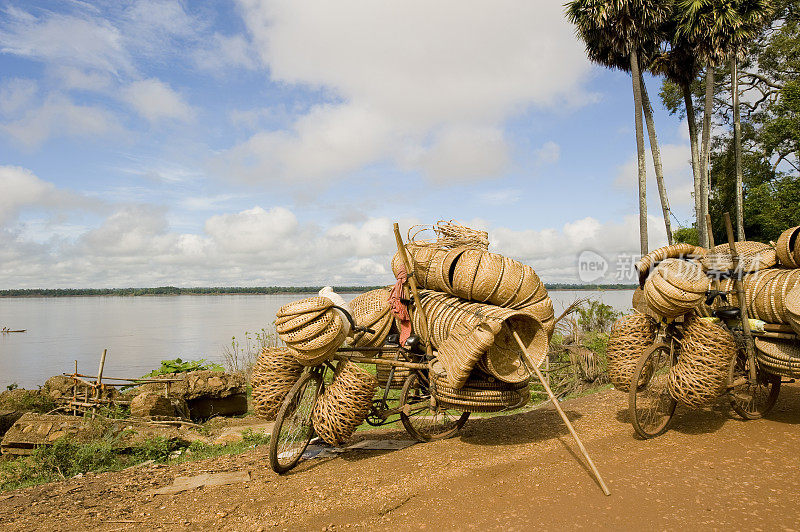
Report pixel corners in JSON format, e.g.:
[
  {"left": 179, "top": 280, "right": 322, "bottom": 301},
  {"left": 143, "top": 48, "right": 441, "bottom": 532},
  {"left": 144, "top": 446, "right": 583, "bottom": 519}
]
[
  {"left": 268, "top": 307, "right": 470, "bottom": 474},
  {"left": 628, "top": 282, "right": 782, "bottom": 439}
]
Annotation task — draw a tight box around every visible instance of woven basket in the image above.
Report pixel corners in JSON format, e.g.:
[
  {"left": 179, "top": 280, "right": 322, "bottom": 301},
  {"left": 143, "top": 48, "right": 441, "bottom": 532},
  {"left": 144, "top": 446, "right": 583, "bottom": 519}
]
[
  {"left": 311, "top": 361, "right": 377, "bottom": 446},
  {"left": 701, "top": 242, "right": 777, "bottom": 273},
  {"left": 755, "top": 337, "right": 800, "bottom": 378},
  {"left": 658, "top": 258, "right": 710, "bottom": 293},
  {"left": 636, "top": 244, "right": 706, "bottom": 285},
  {"left": 250, "top": 347, "right": 304, "bottom": 420},
  {"left": 668, "top": 315, "right": 737, "bottom": 408},
  {"left": 414, "top": 290, "right": 548, "bottom": 384},
  {"left": 776, "top": 226, "right": 800, "bottom": 268},
  {"left": 276, "top": 300, "right": 346, "bottom": 366},
  {"left": 606, "top": 314, "right": 658, "bottom": 392},
  {"left": 437, "top": 320, "right": 500, "bottom": 388},
  {"left": 430, "top": 360, "right": 528, "bottom": 413},
  {"left": 643, "top": 268, "right": 704, "bottom": 319},
  {"left": 786, "top": 284, "right": 800, "bottom": 335},
  {"left": 375, "top": 352, "right": 411, "bottom": 388},
  {"left": 349, "top": 288, "right": 393, "bottom": 348}
]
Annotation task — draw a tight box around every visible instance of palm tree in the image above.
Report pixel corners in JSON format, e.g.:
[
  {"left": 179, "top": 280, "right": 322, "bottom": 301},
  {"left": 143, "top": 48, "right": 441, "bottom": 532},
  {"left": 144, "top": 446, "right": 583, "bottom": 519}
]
[
  {"left": 566, "top": 0, "right": 673, "bottom": 256},
  {"left": 651, "top": 38, "right": 705, "bottom": 244}
]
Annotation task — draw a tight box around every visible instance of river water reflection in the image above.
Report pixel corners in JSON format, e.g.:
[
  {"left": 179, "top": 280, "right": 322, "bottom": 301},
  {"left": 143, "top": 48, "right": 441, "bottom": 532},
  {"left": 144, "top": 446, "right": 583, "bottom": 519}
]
[{"left": 0, "top": 290, "right": 634, "bottom": 389}]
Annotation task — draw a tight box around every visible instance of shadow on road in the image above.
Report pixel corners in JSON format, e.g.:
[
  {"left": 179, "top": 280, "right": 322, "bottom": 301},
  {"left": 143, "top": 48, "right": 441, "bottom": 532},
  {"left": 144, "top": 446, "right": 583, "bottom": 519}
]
[{"left": 458, "top": 407, "right": 582, "bottom": 446}]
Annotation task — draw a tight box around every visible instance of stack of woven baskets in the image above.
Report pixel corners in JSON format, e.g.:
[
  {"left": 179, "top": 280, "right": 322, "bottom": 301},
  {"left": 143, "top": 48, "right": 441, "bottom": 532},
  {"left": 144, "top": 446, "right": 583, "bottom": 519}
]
[
  {"left": 643, "top": 259, "right": 710, "bottom": 319},
  {"left": 392, "top": 221, "right": 553, "bottom": 412},
  {"left": 275, "top": 297, "right": 347, "bottom": 366}
]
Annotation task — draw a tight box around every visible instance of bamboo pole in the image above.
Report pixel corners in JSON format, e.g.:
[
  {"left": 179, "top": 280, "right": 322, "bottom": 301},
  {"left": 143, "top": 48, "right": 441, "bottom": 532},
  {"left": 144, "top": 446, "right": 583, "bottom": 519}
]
[
  {"left": 512, "top": 330, "right": 611, "bottom": 496},
  {"left": 333, "top": 354, "right": 427, "bottom": 370},
  {"left": 393, "top": 223, "right": 433, "bottom": 357},
  {"left": 724, "top": 212, "right": 757, "bottom": 381}
]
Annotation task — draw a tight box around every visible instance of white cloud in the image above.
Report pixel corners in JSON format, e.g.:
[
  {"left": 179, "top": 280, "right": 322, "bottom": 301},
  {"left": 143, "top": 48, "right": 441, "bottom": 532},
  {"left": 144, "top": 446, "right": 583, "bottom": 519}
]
[
  {"left": 0, "top": 78, "right": 37, "bottom": 116},
  {"left": 193, "top": 33, "right": 258, "bottom": 72},
  {"left": 478, "top": 188, "right": 522, "bottom": 206},
  {"left": 220, "top": 0, "right": 592, "bottom": 185},
  {"left": 0, "top": 9, "right": 133, "bottom": 76},
  {"left": 615, "top": 142, "right": 695, "bottom": 212},
  {"left": 410, "top": 126, "right": 510, "bottom": 183},
  {"left": 121, "top": 79, "right": 195, "bottom": 123},
  {"left": 1, "top": 94, "right": 120, "bottom": 148},
  {"left": 535, "top": 141, "right": 561, "bottom": 166},
  {"left": 0, "top": 165, "right": 97, "bottom": 225}
]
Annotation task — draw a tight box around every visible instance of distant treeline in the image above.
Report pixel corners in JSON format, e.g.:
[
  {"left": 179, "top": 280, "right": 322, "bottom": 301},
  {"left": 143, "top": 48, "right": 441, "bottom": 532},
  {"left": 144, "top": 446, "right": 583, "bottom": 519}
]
[
  {"left": 0, "top": 286, "right": 385, "bottom": 297},
  {"left": 0, "top": 283, "right": 636, "bottom": 297},
  {"left": 546, "top": 283, "right": 637, "bottom": 290}
]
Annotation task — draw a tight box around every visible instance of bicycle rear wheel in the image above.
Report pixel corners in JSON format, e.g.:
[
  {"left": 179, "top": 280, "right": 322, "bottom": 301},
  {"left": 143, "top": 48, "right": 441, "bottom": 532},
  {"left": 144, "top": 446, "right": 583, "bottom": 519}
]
[
  {"left": 629, "top": 342, "right": 677, "bottom": 439},
  {"left": 729, "top": 351, "right": 780, "bottom": 420},
  {"left": 400, "top": 372, "right": 469, "bottom": 441},
  {"left": 269, "top": 371, "right": 323, "bottom": 474}
]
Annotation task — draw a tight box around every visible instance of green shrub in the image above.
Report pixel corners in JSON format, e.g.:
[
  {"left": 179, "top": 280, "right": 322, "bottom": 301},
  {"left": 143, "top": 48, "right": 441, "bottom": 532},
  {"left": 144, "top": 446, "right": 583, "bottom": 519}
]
[{"left": 143, "top": 358, "right": 224, "bottom": 378}]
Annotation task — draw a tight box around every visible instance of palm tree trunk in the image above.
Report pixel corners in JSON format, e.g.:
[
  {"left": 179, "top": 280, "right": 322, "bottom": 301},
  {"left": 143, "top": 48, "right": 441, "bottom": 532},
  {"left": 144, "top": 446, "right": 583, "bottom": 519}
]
[
  {"left": 683, "top": 83, "right": 704, "bottom": 246},
  {"left": 700, "top": 64, "right": 715, "bottom": 249},
  {"left": 631, "top": 51, "right": 648, "bottom": 256},
  {"left": 732, "top": 57, "right": 745, "bottom": 240},
  {"left": 640, "top": 71, "right": 673, "bottom": 245}
]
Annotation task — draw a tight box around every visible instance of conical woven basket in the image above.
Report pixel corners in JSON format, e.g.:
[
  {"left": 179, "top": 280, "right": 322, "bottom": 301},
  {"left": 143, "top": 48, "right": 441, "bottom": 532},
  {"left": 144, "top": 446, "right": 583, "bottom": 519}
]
[
  {"left": 643, "top": 269, "right": 703, "bottom": 319},
  {"left": 250, "top": 347, "right": 304, "bottom": 420},
  {"left": 606, "top": 313, "right": 658, "bottom": 392},
  {"left": 276, "top": 297, "right": 333, "bottom": 320},
  {"left": 658, "top": 259, "right": 710, "bottom": 294},
  {"left": 430, "top": 360, "right": 528, "bottom": 413},
  {"left": 668, "top": 315, "right": 736, "bottom": 408},
  {"left": 437, "top": 320, "right": 499, "bottom": 388},
  {"left": 413, "top": 290, "right": 548, "bottom": 383},
  {"left": 349, "top": 288, "right": 393, "bottom": 348},
  {"left": 755, "top": 337, "right": 800, "bottom": 378},
  {"left": 776, "top": 226, "right": 800, "bottom": 268},
  {"left": 311, "top": 361, "right": 377, "bottom": 446}
]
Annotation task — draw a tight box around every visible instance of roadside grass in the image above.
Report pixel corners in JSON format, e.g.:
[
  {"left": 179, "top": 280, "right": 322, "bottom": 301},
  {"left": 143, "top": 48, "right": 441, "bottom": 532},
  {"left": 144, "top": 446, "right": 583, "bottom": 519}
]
[{"left": 0, "top": 429, "right": 270, "bottom": 493}]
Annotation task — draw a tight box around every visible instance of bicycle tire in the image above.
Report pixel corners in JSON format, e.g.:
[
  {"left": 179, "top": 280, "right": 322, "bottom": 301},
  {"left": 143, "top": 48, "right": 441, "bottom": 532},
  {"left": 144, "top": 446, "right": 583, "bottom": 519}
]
[
  {"left": 399, "top": 372, "right": 469, "bottom": 441},
  {"left": 729, "top": 350, "right": 780, "bottom": 420},
  {"left": 268, "top": 371, "right": 323, "bottom": 474},
  {"left": 629, "top": 341, "right": 678, "bottom": 439}
]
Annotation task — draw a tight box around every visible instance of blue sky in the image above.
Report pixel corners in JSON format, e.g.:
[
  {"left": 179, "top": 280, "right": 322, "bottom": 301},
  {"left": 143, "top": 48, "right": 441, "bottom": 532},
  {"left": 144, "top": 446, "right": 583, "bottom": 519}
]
[{"left": 0, "top": 0, "right": 697, "bottom": 288}]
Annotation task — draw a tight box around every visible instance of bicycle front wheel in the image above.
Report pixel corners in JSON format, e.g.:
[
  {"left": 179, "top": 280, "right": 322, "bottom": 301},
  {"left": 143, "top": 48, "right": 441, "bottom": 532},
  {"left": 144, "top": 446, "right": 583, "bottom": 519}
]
[
  {"left": 629, "top": 342, "right": 677, "bottom": 439},
  {"left": 269, "top": 371, "right": 323, "bottom": 474}
]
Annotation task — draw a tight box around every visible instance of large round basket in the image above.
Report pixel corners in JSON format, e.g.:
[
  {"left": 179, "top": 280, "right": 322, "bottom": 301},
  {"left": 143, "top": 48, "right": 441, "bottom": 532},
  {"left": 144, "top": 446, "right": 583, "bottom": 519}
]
[
  {"left": 668, "top": 315, "right": 737, "bottom": 408},
  {"left": 430, "top": 360, "right": 528, "bottom": 413},
  {"left": 250, "top": 347, "right": 304, "bottom": 420},
  {"left": 776, "top": 226, "right": 800, "bottom": 268},
  {"left": 606, "top": 313, "right": 658, "bottom": 392},
  {"left": 635, "top": 243, "right": 706, "bottom": 285},
  {"left": 349, "top": 288, "right": 393, "bottom": 348},
  {"left": 755, "top": 337, "right": 800, "bottom": 378},
  {"left": 786, "top": 285, "right": 800, "bottom": 335},
  {"left": 643, "top": 262, "right": 706, "bottom": 319},
  {"left": 311, "top": 361, "right": 377, "bottom": 446}
]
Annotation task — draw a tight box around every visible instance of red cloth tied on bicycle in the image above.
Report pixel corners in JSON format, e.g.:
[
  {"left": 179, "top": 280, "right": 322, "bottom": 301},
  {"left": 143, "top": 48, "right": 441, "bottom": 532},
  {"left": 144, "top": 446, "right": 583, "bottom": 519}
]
[{"left": 389, "top": 264, "right": 412, "bottom": 345}]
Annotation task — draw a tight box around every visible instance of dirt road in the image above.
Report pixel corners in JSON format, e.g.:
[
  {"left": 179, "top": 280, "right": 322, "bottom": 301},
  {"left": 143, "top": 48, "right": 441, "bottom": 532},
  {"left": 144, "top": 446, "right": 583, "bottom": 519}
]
[{"left": 2, "top": 384, "right": 800, "bottom": 531}]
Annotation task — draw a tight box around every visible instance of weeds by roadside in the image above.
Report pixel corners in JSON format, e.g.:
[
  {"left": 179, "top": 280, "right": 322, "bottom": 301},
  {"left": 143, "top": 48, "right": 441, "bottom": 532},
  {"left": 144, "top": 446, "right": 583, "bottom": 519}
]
[
  {"left": 0, "top": 429, "right": 271, "bottom": 492},
  {"left": 222, "top": 325, "right": 280, "bottom": 380}
]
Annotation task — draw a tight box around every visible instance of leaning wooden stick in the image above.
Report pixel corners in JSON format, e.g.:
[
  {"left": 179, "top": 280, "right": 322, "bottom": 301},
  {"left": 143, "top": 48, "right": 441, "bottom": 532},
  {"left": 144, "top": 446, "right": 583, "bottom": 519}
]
[
  {"left": 393, "top": 223, "right": 433, "bottom": 357},
  {"left": 512, "top": 330, "right": 611, "bottom": 496}
]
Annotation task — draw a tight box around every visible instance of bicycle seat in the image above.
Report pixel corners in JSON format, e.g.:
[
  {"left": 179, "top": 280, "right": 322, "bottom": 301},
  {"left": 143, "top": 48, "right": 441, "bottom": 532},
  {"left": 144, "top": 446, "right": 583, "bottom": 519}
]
[
  {"left": 713, "top": 306, "right": 741, "bottom": 320},
  {"left": 404, "top": 335, "right": 424, "bottom": 355}
]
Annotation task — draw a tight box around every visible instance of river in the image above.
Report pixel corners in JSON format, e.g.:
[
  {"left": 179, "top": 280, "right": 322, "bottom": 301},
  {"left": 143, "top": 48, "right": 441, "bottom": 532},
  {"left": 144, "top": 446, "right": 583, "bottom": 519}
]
[{"left": 0, "top": 290, "right": 634, "bottom": 389}]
